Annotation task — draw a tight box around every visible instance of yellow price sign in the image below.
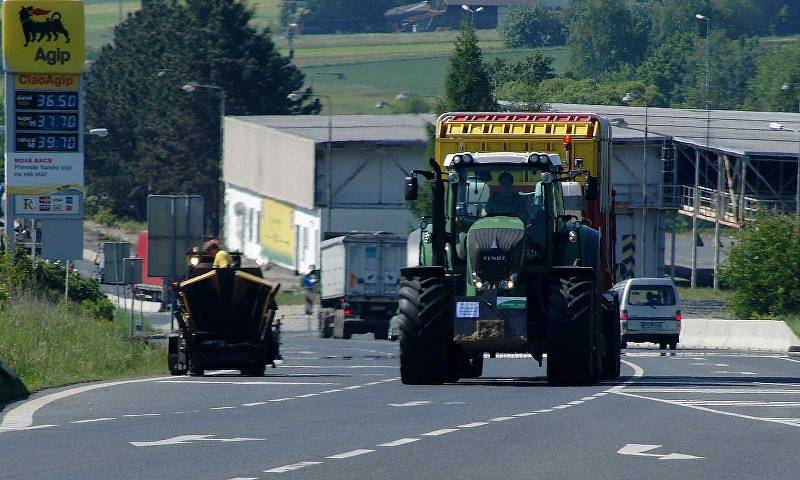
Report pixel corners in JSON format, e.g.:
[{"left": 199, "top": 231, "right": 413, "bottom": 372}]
[{"left": 3, "top": 0, "right": 85, "bottom": 74}]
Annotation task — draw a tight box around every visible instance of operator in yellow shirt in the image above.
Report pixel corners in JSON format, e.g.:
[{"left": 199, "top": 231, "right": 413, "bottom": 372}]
[{"left": 204, "top": 240, "right": 232, "bottom": 268}]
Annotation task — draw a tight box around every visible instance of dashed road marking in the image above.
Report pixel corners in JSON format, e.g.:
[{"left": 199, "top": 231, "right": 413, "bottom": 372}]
[
  {"left": 123, "top": 413, "right": 161, "bottom": 417},
  {"left": 343, "top": 385, "right": 363, "bottom": 390},
  {"left": 535, "top": 409, "right": 553, "bottom": 413},
  {"left": 389, "top": 401, "right": 431, "bottom": 407},
  {"left": 264, "top": 461, "right": 322, "bottom": 473},
  {"left": 295, "top": 393, "right": 319, "bottom": 398},
  {"left": 490, "top": 416, "right": 514, "bottom": 421},
  {"left": 269, "top": 398, "right": 292, "bottom": 402},
  {"left": 512, "top": 412, "right": 537, "bottom": 417},
  {"left": 319, "top": 389, "right": 343, "bottom": 394},
  {"left": 378, "top": 438, "right": 420, "bottom": 447},
  {"left": 553, "top": 405, "right": 571, "bottom": 410},
  {"left": 157, "top": 380, "right": 335, "bottom": 386},
  {"left": 422, "top": 428, "right": 458, "bottom": 436},
  {"left": 326, "top": 449, "right": 375, "bottom": 459},
  {"left": 71, "top": 417, "right": 116, "bottom": 424},
  {"left": 458, "top": 422, "right": 488, "bottom": 428},
  {"left": 242, "top": 402, "right": 268, "bottom": 407},
  {"left": 210, "top": 407, "right": 237, "bottom": 410}
]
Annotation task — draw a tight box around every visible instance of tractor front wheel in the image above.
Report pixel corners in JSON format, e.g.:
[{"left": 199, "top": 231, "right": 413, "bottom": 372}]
[
  {"left": 398, "top": 273, "right": 449, "bottom": 385},
  {"left": 545, "top": 276, "right": 597, "bottom": 386}
]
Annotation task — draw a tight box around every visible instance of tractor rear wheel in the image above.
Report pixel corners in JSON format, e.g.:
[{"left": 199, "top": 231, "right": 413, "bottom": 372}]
[
  {"left": 398, "top": 273, "right": 449, "bottom": 385},
  {"left": 545, "top": 276, "right": 596, "bottom": 386}
]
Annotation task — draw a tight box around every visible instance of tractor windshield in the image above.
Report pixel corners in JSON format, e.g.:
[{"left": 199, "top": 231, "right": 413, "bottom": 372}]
[{"left": 453, "top": 164, "right": 550, "bottom": 226}]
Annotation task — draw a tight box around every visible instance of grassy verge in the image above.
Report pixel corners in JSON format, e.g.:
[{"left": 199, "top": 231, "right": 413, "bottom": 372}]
[
  {"left": 276, "top": 289, "right": 307, "bottom": 306},
  {"left": 0, "top": 297, "right": 166, "bottom": 403},
  {"left": 677, "top": 287, "right": 731, "bottom": 302}
]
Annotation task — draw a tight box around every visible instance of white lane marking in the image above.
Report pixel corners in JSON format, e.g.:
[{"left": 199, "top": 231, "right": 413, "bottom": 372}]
[
  {"left": 613, "top": 390, "right": 800, "bottom": 428},
  {"left": 781, "top": 357, "right": 800, "bottom": 364},
  {"left": 269, "top": 398, "right": 292, "bottom": 402},
  {"left": 319, "top": 389, "right": 343, "bottom": 394},
  {"left": 296, "top": 351, "right": 317, "bottom": 355},
  {"left": 553, "top": 405, "right": 571, "bottom": 410},
  {"left": 444, "top": 401, "right": 466, "bottom": 405},
  {"left": 343, "top": 385, "right": 363, "bottom": 390},
  {"left": 228, "top": 477, "right": 258, "bottom": 480},
  {"left": 592, "top": 393, "right": 609, "bottom": 397},
  {"left": 567, "top": 400, "right": 584, "bottom": 405},
  {"left": 490, "top": 416, "right": 514, "bottom": 421},
  {"left": 326, "top": 449, "right": 375, "bottom": 459},
  {"left": 389, "top": 401, "right": 431, "bottom": 407},
  {"left": 123, "top": 414, "right": 161, "bottom": 417},
  {"left": 422, "top": 428, "right": 458, "bottom": 436},
  {"left": 71, "top": 417, "right": 116, "bottom": 424},
  {"left": 364, "top": 382, "right": 382, "bottom": 386},
  {"left": 0, "top": 375, "right": 172, "bottom": 431},
  {"left": 709, "top": 371, "right": 757, "bottom": 375},
  {"left": 381, "top": 378, "right": 400, "bottom": 382},
  {"left": 295, "top": 393, "right": 319, "bottom": 398},
  {"left": 535, "top": 409, "right": 553, "bottom": 413},
  {"left": 264, "top": 461, "right": 322, "bottom": 473},
  {"left": 580, "top": 397, "right": 595, "bottom": 401},
  {"left": 618, "top": 443, "right": 703, "bottom": 460},
  {"left": 276, "top": 365, "right": 396, "bottom": 369},
  {"left": 624, "top": 388, "right": 800, "bottom": 394},
  {"left": 242, "top": 402, "right": 268, "bottom": 407},
  {"left": 458, "top": 422, "right": 488, "bottom": 428},
  {"left": 157, "top": 380, "right": 335, "bottom": 386},
  {"left": 378, "top": 438, "right": 420, "bottom": 447},
  {"left": 512, "top": 412, "right": 537, "bottom": 417},
  {"left": 673, "top": 400, "right": 800, "bottom": 407},
  {"left": 131, "top": 435, "right": 265, "bottom": 447},
  {"left": 0, "top": 424, "right": 58, "bottom": 432},
  {"left": 210, "top": 407, "right": 237, "bottom": 410}
]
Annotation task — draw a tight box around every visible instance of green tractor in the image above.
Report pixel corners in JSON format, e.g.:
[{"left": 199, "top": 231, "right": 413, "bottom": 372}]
[{"left": 400, "top": 151, "right": 620, "bottom": 385}]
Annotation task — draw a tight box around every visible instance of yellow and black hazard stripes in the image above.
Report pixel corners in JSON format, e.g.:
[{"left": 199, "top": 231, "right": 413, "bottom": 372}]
[{"left": 619, "top": 235, "right": 635, "bottom": 279}]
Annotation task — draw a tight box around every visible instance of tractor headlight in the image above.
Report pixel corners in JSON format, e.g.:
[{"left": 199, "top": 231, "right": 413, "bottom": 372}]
[
  {"left": 190, "top": 256, "right": 200, "bottom": 266},
  {"left": 471, "top": 271, "right": 484, "bottom": 290},
  {"left": 499, "top": 273, "right": 518, "bottom": 290},
  {"left": 568, "top": 230, "right": 578, "bottom": 243}
]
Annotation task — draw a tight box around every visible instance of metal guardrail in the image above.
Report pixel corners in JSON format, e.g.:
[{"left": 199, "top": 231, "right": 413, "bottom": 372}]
[{"left": 613, "top": 183, "right": 682, "bottom": 209}]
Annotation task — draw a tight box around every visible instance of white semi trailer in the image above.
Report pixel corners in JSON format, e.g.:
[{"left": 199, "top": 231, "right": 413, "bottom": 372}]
[{"left": 319, "top": 233, "right": 406, "bottom": 340}]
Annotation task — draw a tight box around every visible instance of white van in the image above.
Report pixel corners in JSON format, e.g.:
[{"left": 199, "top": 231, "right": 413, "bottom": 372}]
[{"left": 612, "top": 278, "right": 681, "bottom": 350}]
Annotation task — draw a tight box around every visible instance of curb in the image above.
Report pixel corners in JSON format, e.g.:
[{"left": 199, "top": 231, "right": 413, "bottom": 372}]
[{"left": 789, "top": 346, "right": 800, "bottom": 357}]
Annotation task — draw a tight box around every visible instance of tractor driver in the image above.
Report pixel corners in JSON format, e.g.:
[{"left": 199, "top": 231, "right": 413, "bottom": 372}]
[
  {"left": 483, "top": 171, "right": 529, "bottom": 219},
  {"left": 204, "top": 240, "right": 232, "bottom": 268}
]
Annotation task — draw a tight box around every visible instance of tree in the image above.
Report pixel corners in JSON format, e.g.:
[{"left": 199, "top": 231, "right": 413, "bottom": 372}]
[
  {"left": 636, "top": 32, "right": 699, "bottom": 106},
  {"left": 85, "top": 0, "right": 317, "bottom": 233},
  {"left": 745, "top": 42, "right": 800, "bottom": 112},
  {"left": 443, "top": 21, "right": 495, "bottom": 112},
  {"left": 566, "top": 0, "right": 648, "bottom": 77},
  {"left": 720, "top": 213, "right": 800, "bottom": 318},
  {"left": 499, "top": 2, "right": 565, "bottom": 48},
  {"left": 489, "top": 53, "right": 556, "bottom": 110}
]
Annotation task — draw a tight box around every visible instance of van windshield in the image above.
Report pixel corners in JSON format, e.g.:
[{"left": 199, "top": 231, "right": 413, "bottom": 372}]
[{"left": 628, "top": 285, "right": 676, "bottom": 306}]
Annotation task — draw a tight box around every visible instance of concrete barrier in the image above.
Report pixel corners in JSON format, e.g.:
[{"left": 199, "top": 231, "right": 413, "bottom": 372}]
[{"left": 677, "top": 318, "right": 800, "bottom": 352}]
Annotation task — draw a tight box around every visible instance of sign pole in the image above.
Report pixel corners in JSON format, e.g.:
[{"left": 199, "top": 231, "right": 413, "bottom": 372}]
[{"left": 65, "top": 260, "right": 70, "bottom": 301}]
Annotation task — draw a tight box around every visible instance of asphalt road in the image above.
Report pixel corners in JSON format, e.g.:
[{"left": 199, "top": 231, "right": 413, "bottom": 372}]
[{"left": 1, "top": 334, "right": 799, "bottom": 480}]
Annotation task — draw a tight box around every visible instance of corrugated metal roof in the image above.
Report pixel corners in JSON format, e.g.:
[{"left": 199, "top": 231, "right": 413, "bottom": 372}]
[
  {"left": 232, "top": 114, "right": 435, "bottom": 145},
  {"left": 549, "top": 103, "right": 800, "bottom": 159}
]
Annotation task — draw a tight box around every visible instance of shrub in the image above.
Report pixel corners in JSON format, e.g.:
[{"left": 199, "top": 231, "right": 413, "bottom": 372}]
[
  {"left": 719, "top": 213, "right": 800, "bottom": 318},
  {"left": 500, "top": 2, "right": 566, "bottom": 48}
]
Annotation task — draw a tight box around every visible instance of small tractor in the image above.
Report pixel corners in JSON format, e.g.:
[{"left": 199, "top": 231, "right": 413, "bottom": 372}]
[{"left": 167, "top": 250, "right": 281, "bottom": 376}]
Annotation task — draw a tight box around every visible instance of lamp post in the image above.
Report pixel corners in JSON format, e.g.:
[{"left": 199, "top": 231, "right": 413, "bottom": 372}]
[
  {"left": 622, "top": 93, "right": 648, "bottom": 277},
  {"left": 182, "top": 82, "right": 227, "bottom": 236},
  {"left": 288, "top": 92, "right": 333, "bottom": 235},
  {"left": 781, "top": 83, "right": 800, "bottom": 113},
  {"left": 692, "top": 13, "right": 711, "bottom": 289},
  {"left": 461, "top": 4, "right": 484, "bottom": 25},
  {"left": 770, "top": 122, "right": 800, "bottom": 216}
]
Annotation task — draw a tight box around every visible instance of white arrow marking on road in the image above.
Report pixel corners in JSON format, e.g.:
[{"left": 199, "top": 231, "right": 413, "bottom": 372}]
[
  {"left": 618, "top": 444, "right": 703, "bottom": 460},
  {"left": 389, "top": 401, "right": 431, "bottom": 407},
  {"left": 130, "top": 435, "right": 266, "bottom": 447}
]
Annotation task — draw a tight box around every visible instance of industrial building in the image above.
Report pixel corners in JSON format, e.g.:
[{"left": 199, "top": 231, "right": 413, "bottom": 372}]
[{"left": 222, "top": 108, "right": 800, "bottom": 283}]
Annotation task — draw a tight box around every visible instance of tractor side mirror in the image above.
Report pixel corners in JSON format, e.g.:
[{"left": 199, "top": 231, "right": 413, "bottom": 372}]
[
  {"left": 405, "top": 175, "right": 419, "bottom": 201},
  {"left": 584, "top": 176, "right": 598, "bottom": 201}
]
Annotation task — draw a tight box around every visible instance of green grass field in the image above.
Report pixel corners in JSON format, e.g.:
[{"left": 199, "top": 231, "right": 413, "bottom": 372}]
[{"left": 33, "top": 2, "right": 563, "bottom": 114}]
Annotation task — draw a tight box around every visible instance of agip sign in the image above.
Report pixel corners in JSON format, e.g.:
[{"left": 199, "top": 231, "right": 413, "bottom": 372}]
[{"left": 2, "top": 0, "right": 85, "bottom": 74}]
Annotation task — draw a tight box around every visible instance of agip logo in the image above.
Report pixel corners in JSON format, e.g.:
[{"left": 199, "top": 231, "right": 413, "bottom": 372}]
[{"left": 3, "top": 0, "right": 85, "bottom": 74}]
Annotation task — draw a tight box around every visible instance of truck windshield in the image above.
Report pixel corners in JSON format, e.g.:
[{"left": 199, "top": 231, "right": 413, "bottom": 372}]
[{"left": 454, "top": 165, "right": 545, "bottom": 224}]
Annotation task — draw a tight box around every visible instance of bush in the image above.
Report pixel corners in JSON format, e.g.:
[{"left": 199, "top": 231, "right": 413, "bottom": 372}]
[
  {"left": 500, "top": 2, "right": 565, "bottom": 48},
  {"left": 719, "top": 213, "right": 800, "bottom": 318}
]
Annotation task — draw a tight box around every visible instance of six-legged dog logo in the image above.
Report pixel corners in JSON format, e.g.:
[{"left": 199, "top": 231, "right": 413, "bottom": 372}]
[{"left": 19, "top": 5, "right": 71, "bottom": 47}]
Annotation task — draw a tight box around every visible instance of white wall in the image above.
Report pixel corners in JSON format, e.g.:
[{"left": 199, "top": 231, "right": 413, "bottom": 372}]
[
  {"left": 294, "top": 209, "right": 320, "bottom": 274},
  {"left": 224, "top": 184, "right": 263, "bottom": 259}
]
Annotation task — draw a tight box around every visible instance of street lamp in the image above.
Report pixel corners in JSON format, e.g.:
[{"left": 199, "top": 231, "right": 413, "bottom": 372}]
[
  {"left": 622, "top": 92, "right": 648, "bottom": 278},
  {"left": 182, "top": 81, "right": 227, "bottom": 235},
  {"left": 461, "top": 4, "right": 484, "bottom": 25},
  {"left": 769, "top": 122, "right": 800, "bottom": 215},
  {"left": 692, "top": 13, "right": 711, "bottom": 288},
  {"left": 288, "top": 91, "right": 334, "bottom": 235},
  {"left": 781, "top": 83, "right": 800, "bottom": 113}
]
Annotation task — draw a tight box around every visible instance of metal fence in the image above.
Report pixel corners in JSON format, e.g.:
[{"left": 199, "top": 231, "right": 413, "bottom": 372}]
[{"left": 679, "top": 186, "right": 792, "bottom": 226}]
